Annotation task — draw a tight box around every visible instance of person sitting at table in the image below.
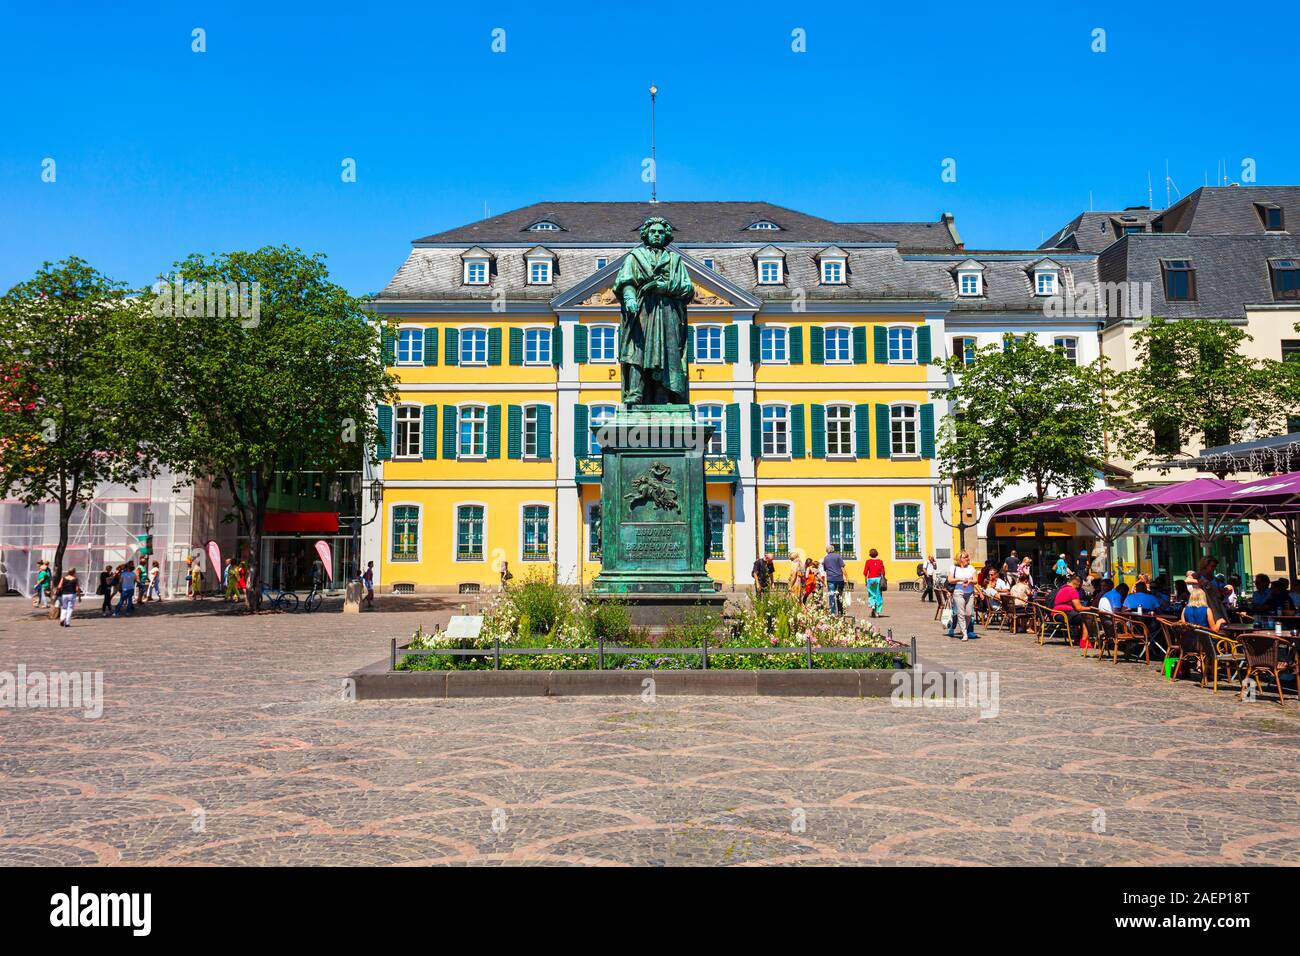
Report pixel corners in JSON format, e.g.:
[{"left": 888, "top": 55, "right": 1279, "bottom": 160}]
[
  {"left": 1181, "top": 581, "right": 1222, "bottom": 634},
  {"left": 1098, "top": 580, "right": 1128, "bottom": 613},
  {"left": 1249, "top": 573, "right": 1283, "bottom": 628},
  {"left": 1173, "top": 579, "right": 1190, "bottom": 605},
  {"left": 1290, "top": 578, "right": 1300, "bottom": 610},
  {"left": 1271, "top": 578, "right": 1292, "bottom": 617},
  {"left": 1150, "top": 575, "right": 1172, "bottom": 607},
  {"left": 1122, "top": 580, "right": 1162, "bottom": 614},
  {"left": 1009, "top": 574, "right": 1032, "bottom": 605},
  {"left": 1052, "top": 573, "right": 1089, "bottom": 642},
  {"left": 982, "top": 568, "right": 1009, "bottom": 610}
]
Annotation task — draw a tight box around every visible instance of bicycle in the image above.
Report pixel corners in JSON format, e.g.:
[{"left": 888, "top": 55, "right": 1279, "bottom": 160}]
[
  {"left": 301, "top": 584, "right": 323, "bottom": 613},
  {"left": 260, "top": 584, "right": 299, "bottom": 613}
]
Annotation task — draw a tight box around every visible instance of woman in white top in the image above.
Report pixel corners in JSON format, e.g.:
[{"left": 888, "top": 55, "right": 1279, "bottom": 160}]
[{"left": 948, "top": 551, "right": 978, "bottom": 641}]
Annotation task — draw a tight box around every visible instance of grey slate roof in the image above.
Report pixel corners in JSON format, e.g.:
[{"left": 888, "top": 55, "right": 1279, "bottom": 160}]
[
  {"left": 1097, "top": 233, "right": 1300, "bottom": 320},
  {"left": 840, "top": 215, "right": 962, "bottom": 251},
  {"left": 1153, "top": 186, "right": 1300, "bottom": 236},
  {"left": 414, "top": 202, "right": 893, "bottom": 245},
  {"left": 906, "top": 253, "right": 1103, "bottom": 315},
  {"left": 1041, "top": 209, "right": 1161, "bottom": 253}
]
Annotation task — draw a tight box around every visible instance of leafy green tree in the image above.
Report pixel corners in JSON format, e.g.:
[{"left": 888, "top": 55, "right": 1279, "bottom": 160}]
[
  {"left": 0, "top": 258, "right": 156, "bottom": 603},
  {"left": 1115, "top": 318, "right": 1299, "bottom": 466},
  {"left": 138, "top": 246, "right": 394, "bottom": 610},
  {"left": 932, "top": 334, "right": 1114, "bottom": 504}
]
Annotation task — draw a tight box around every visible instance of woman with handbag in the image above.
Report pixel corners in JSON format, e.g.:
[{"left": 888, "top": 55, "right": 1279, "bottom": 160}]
[{"left": 863, "top": 548, "right": 887, "bottom": 618}]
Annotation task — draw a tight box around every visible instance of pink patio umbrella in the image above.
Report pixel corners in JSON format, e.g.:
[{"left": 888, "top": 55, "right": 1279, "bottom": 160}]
[
  {"left": 1076, "top": 478, "right": 1241, "bottom": 556},
  {"left": 999, "top": 489, "right": 1139, "bottom": 578},
  {"left": 1165, "top": 472, "right": 1300, "bottom": 575}
]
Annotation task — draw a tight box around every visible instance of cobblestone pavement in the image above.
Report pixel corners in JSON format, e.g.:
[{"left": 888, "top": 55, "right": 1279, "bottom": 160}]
[{"left": 1, "top": 589, "right": 1298, "bottom": 866}]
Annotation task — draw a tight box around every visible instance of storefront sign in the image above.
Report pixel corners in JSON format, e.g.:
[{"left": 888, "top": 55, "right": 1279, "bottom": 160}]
[
  {"left": 1143, "top": 522, "right": 1248, "bottom": 537},
  {"left": 992, "top": 521, "right": 1076, "bottom": 538}
]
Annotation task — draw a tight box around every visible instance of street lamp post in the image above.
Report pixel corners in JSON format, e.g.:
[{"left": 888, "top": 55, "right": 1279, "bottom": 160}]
[
  {"left": 351, "top": 477, "right": 383, "bottom": 581},
  {"left": 934, "top": 474, "right": 988, "bottom": 554}
]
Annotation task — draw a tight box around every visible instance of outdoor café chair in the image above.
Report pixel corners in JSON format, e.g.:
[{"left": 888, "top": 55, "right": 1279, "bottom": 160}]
[
  {"left": 1179, "top": 627, "right": 1244, "bottom": 693},
  {"left": 1238, "top": 633, "right": 1292, "bottom": 705},
  {"left": 1034, "top": 603, "right": 1074, "bottom": 647}
]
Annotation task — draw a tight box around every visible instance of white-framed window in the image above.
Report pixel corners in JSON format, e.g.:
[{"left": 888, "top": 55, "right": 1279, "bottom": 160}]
[
  {"left": 589, "top": 324, "right": 617, "bottom": 362},
  {"left": 528, "top": 221, "right": 561, "bottom": 232},
  {"left": 708, "top": 502, "right": 728, "bottom": 560},
  {"left": 521, "top": 504, "right": 550, "bottom": 561},
  {"left": 457, "top": 404, "right": 487, "bottom": 458},
  {"left": 464, "top": 259, "right": 489, "bottom": 285},
  {"left": 702, "top": 258, "right": 716, "bottom": 270},
  {"left": 589, "top": 403, "right": 616, "bottom": 456},
  {"left": 455, "top": 504, "right": 485, "bottom": 561},
  {"left": 890, "top": 404, "right": 918, "bottom": 457},
  {"left": 396, "top": 327, "right": 423, "bottom": 365},
  {"left": 827, "top": 502, "right": 857, "bottom": 560},
  {"left": 887, "top": 326, "right": 916, "bottom": 363},
  {"left": 391, "top": 504, "right": 420, "bottom": 562},
  {"left": 758, "top": 259, "right": 783, "bottom": 284},
  {"left": 522, "top": 404, "right": 541, "bottom": 459},
  {"left": 1035, "top": 270, "right": 1058, "bottom": 296},
  {"left": 694, "top": 325, "right": 723, "bottom": 363},
  {"left": 697, "top": 403, "right": 725, "bottom": 455},
  {"left": 1053, "top": 336, "right": 1079, "bottom": 363},
  {"left": 820, "top": 259, "right": 846, "bottom": 284},
  {"left": 748, "top": 220, "right": 781, "bottom": 231},
  {"left": 760, "top": 326, "right": 789, "bottom": 363},
  {"left": 958, "top": 271, "right": 982, "bottom": 296},
  {"left": 761, "top": 404, "right": 789, "bottom": 457},
  {"left": 953, "top": 335, "right": 977, "bottom": 367},
  {"left": 523, "top": 326, "right": 551, "bottom": 365},
  {"left": 762, "top": 502, "right": 792, "bottom": 557},
  {"left": 824, "top": 326, "right": 851, "bottom": 363},
  {"left": 825, "top": 404, "right": 853, "bottom": 457},
  {"left": 892, "top": 501, "right": 922, "bottom": 561},
  {"left": 460, "top": 327, "right": 488, "bottom": 365},
  {"left": 528, "top": 260, "right": 552, "bottom": 285},
  {"left": 394, "top": 404, "right": 422, "bottom": 458}
]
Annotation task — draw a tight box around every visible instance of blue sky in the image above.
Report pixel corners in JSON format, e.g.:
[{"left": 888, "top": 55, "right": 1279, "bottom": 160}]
[{"left": 2, "top": 0, "right": 1297, "bottom": 296}]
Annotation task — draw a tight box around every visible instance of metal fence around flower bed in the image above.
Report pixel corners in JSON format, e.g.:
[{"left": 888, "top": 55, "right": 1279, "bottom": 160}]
[{"left": 390, "top": 630, "right": 917, "bottom": 671}]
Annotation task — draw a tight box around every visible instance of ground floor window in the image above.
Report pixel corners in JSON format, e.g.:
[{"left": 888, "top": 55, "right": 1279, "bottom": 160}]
[
  {"left": 522, "top": 505, "right": 549, "bottom": 561},
  {"left": 392, "top": 505, "right": 419, "bottom": 561},
  {"left": 588, "top": 505, "right": 601, "bottom": 561},
  {"left": 828, "top": 503, "right": 856, "bottom": 559},
  {"left": 763, "top": 503, "right": 790, "bottom": 557},
  {"left": 456, "top": 505, "right": 484, "bottom": 560},
  {"left": 708, "top": 503, "right": 726, "bottom": 560},
  {"left": 893, "top": 503, "right": 921, "bottom": 560}
]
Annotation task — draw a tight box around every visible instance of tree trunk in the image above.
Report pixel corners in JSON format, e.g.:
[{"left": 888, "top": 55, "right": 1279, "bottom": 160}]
[{"left": 242, "top": 469, "right": 267, "bottom": 613}]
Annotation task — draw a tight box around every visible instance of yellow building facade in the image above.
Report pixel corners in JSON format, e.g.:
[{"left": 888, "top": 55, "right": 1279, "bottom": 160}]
[{"left": 365, "top": 202, "right": 957, "bottom": 593}]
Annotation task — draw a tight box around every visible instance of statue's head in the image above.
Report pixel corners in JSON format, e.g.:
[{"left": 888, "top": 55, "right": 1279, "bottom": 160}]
[{"left": 639, "top": 217, "right": 673, "bottom": 248}]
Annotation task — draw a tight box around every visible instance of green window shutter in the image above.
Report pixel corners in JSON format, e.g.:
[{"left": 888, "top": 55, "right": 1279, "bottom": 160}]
[
  {"left": 445, "top": 328, "right": 459, "bottom": 366},
  {"left": 380, "top": 329, "right": 395, "bottom": 366},
  {"left": 788, "top": 327, "right": 804, "bottom": 364},
  {"left": 750, "top": 402, "right": 761, "bottom": 459},
  {"left": 723, "top": 324, "right": 738, "bottom": 363},
  {"left": 855, "top": 404, "right": 871, "bottom": 458},
  {"left": 488, "top": 327, "right": 502, "bottom": 365},
  {"left": 507, "top": 404, "right": 522, "bottom": 459},
  {"left": 442, "top": 404, "right": 456, "bottom": 459},
  {"left": 422, "top": 405, "right": 438, "bottom": 459},
  {"left": 508, "top": 327, "right": 523, "bottom": 365},
  {"left": 873, "top": 325, "right": 887, "bottom": 363},
  {"left": 810, "top": 326, "right": 824, "bottom": 365},
  {"left": 376, "top": 404, "right": 392, "bottom": 460},
  {"left": 423, "top": 327, "right": 438, "bottom": 366},
  {"left": 686, "top": 327, "right": 694, "bottom": 363},
  {"left": 551, "top": 325, "right": 563, "bottom": 366},
  {"left": 486, "top": 405, "right": 501, "bottom": 458},
  {"left": 917, "top": 325, "right": 932, "bottom": 364},
  {"left": 852, "top": 326, "right": 867, "bottom": 364},
  {"left": 810, "top": 404, "right": 825, "bottom": 458},
  {"left": 573, "top": 324, "right": 588, "bottom": 364},
  {"left": 790, "top": 404, "right": 805, "bottom": 458},
  {"left": 536, "top": 404, "right": 552, "bottom": 460},
  {"left": 875, "top": 404, "right": 891, "bottom": 458},
  {"left": 725, "top": 402, "right": 741, "bottom": 458},
  {"left": 920, "top": 403, "right": 936, "bottom": 459},
  {"left": 573, "top": 404, "right": 589, "bottom": 458},
  {"left": 750, "top": 324, "right": 760, "bottom": 364}
]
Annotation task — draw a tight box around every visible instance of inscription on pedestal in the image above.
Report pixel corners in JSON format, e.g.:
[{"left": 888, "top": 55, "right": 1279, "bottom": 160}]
[{"left": 621, "top": 522, "right": 687, "bottom": 561}]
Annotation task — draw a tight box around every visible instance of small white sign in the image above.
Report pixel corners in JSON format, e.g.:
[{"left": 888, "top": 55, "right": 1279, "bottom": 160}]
[{"left": 445, "top": 615, "right": 483, "bottom": 639}]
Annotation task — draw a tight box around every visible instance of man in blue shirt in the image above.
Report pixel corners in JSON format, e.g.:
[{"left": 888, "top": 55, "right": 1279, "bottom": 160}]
[
  {"left": 1122, "top": 581, "right": 1161, "bottom": 613},
  {"left": 1098, "top": 581, "right": 1127, "bottom": 613},
  {"left": 822, "top": 546, "right": 846, "bottom": 616}
]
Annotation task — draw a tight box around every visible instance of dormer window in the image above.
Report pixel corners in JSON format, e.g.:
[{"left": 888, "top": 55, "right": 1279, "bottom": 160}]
[
  {"left": 595, "top": 257, "right": 608, "bottom": 270},
  {"left": 528, "top": 261, "right": 552, "bottom": 284},
  {"left": 461, "top": 247, "right": 492, "bottom": 286},
  {"left": 1271, "top": 259, "right": 1300, "bottom": 299},
  {"left": 821, "top": 259, "right": 845, "bottom": 284},
  {"left": 758, "top": 259, "right": 783, "bottom": 284},
  {"left": 1161, "top": 259, "right": 1196, "bottom": 301},
  {"left": 1257, "top": 204, "right": 1285, "bottom": 232},
  {"left": 747, "top": 220, "right": 781, "bottom": 231},
  {"left": 1035, "top": 270, "right": 1058, "bottom": 296},
  {"left": 958, "top": 271, "right": 981, "bottom": 296},
  {"left": 702, "top": 258, "right": 715, "bottom": 270},
  {"left": 527, "top": 221, "right": 562, "bottom": 232}
]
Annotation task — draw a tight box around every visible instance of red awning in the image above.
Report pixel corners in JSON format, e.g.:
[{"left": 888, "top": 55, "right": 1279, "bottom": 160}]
[{"left": 264, "top": 512, "right": 340, "bottom": 534}]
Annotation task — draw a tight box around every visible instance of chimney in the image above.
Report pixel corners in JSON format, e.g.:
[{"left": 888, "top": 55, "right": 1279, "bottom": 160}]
[{"left": 941, "top": 211, "right": 963, "bottom": 250}]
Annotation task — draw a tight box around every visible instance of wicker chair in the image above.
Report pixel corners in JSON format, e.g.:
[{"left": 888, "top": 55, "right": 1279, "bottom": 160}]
[
  {"left": 1005, "top": 595, "right": 1033, "bottom": 634},
  {"left": 1180, "top": 627, "right": 1244, "bottom": 693},
  {"left": 1238, "top": 633, "right": 1292, "bottom": 705},
  {"left": 1091, "top": 611, "right": 1151, "bottom": 664},
  {"left": 1033, "top": 602, "right": 1074, "bottom": 647}
]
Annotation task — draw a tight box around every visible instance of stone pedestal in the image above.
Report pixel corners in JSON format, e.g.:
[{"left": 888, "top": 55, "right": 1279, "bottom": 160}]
[
  {"left": 343, "top": 580, "right": 363, "bottom": 614},
  {"left": 590, "top": 405, "right": 719, "bottom": 596}
]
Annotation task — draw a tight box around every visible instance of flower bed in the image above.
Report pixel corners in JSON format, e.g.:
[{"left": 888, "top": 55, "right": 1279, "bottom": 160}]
[{"left": 395, "top": 579, "right": 900, "bottom": 671}]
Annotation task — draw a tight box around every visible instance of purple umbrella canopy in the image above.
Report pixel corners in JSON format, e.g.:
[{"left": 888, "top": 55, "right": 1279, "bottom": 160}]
[
  {"left": 998, "top": 488, "right": 1129, "bottom": 519},
  {"left": 1078, "top": 478, "right": 1238, "bottom": 515},
  {"left": 1189, "top": 470, "right": 1300, "bottom": 506}
]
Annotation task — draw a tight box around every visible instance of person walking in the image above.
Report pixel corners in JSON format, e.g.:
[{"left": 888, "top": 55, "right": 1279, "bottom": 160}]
[
  {"left": 948, "top": 551, "right": 978, "bottom": 641},
  {"left": 32, "top": 561, "right": 52, "bottom": 608},
  {"left": 862, "top": 548, "right": 887, "bottom": 618},
  {"left": 787, "top": 552, "right": 804, "bottom": 598},
  {"left": 822, "top": 545, "right": 846, "bottom": 616},
  {"left": 97, "top": 565, "right": 113, "bottom": 617},
  {"left": 921, "top": 555, "right": 938, "bottom": 603},
  {"left": 222, "top": 558, "right": 236, "bottom": 602},
  {"left": 237, "top": 562, "right": 248, "bottom": 602},
  {"left": 189, "top": 560, "right": 203, "bottom": 600},
  {"left": 146, "top": 560, "right": 161, "bottom": 602},
  {"left": 362, "top": 561, "right": 374, "bottom": 608},
  {"left": 1053, "top": 553, "right": 1069, "bottom": 587},
  {"left": 752, "top": 553, "right": 775, "bottom": 593},
  {"left": 56, "top": 568, "right": 83, "bottom": 627},
  {"left": 499, "top": 559, "right": 513, "bottom": 591},
  {"left": 801, "top": 558, "right": 818, "bottom": 604},
  {"left": 113, "top": 562, "right": 137, "bottom": 617}
]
